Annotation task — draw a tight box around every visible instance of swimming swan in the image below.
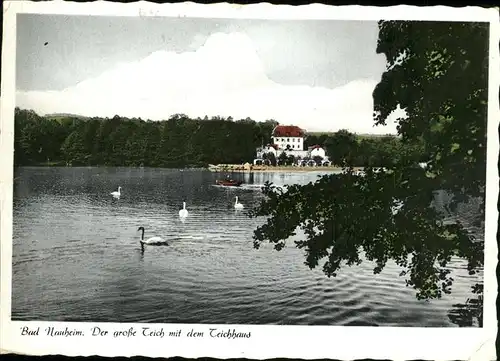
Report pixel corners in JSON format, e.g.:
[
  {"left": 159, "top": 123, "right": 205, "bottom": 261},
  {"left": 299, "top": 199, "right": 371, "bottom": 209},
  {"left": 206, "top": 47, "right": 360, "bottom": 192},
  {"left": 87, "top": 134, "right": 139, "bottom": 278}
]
[
  {"left": 179, "top": 202, "right": 189, "bottom": 218},
  {"left": 111, "top": 186, "right": 122, "bottom": 198},
  {"left": 137, "top": 226, "right": 169, "bottom": 246},
  {"left": 234, "top": 196, "right": 244, "bottom": 210}
]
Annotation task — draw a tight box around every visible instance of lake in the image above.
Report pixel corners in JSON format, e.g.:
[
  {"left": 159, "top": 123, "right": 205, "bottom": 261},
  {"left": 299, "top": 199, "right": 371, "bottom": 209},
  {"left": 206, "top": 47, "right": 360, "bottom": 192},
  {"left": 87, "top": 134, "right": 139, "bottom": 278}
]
[{"left": 11, "top": 167, "right": 482, "bottom": 326}]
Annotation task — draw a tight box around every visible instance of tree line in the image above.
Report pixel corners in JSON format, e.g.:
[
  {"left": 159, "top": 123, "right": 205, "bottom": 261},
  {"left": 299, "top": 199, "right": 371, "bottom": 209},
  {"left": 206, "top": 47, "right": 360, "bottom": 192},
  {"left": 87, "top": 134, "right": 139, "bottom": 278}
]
[
  {"left": 305, "top": 129, "right": 427, "bottom": 167},
  {"left": 14, "top": 108, "right": 426, "bottom": 169},
  {"left": 13, "top": 109, "right": 277, "bottom": 168},
  {"left": 262, "top": 130, "right": 426, "bottom": 167}
]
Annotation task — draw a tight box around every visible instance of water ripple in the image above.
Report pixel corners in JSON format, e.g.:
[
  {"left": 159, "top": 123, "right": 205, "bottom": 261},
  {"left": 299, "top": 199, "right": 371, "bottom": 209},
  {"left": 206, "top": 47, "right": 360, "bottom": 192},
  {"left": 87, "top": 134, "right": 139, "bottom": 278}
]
[{"left": 11, "top": 167, "right": 483, "bottom": 326}]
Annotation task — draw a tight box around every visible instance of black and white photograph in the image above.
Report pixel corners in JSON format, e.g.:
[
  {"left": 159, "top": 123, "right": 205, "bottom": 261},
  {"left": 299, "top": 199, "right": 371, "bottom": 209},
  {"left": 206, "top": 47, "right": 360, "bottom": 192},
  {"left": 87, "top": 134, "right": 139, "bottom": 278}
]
[{"left": 1, "top": 2, "right": 498, "bottom": 360}]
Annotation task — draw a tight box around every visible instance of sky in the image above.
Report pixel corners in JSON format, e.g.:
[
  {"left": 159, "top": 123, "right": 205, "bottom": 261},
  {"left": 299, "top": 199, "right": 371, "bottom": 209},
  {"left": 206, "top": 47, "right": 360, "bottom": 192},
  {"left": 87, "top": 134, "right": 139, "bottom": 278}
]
[{"left": 16, "top": 14, "right": 403, "bottom": 134}]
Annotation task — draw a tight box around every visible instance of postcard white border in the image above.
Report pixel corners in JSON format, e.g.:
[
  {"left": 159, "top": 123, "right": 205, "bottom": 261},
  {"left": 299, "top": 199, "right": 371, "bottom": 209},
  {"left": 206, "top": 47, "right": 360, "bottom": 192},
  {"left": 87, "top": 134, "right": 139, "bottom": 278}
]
[{"left": 1, "top": 2, "right": 498, "bottom": 360}]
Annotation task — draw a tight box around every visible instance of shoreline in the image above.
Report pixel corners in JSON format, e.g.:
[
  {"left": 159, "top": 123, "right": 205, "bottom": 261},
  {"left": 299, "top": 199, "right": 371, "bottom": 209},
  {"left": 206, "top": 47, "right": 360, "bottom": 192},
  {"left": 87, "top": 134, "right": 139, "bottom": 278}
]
[
  {"left": 208, "top": 164, "right": 366, "bottom": 173},
  {"left": 14, "top": 164, "right": 368, "bottom": 173},
  {"left": 210, "top": 166, "right": 355, "bottom": 173}
]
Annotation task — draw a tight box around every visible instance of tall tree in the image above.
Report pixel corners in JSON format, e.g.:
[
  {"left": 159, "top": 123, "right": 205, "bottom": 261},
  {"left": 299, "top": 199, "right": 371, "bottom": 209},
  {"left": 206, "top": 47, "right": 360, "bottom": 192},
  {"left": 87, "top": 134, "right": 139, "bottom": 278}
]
[
  {"left": 324, "top": 129, "right": 358, "bottom": 166},
  {"left": 249, "top": 21, "right": 488, "bottom": 325},
  {"left": 61, "top": 130, "right": 89, "bottom": 166}
]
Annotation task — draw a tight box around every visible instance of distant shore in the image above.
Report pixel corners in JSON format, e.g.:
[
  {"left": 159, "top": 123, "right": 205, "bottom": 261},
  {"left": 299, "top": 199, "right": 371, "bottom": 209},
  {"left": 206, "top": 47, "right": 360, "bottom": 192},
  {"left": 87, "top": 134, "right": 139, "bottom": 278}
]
[
  {"left": 15, "top": 163, "right": 368, "bottom": 173},
  {"left": 208, "top": 164, "right": 365, "bottom": 173}
]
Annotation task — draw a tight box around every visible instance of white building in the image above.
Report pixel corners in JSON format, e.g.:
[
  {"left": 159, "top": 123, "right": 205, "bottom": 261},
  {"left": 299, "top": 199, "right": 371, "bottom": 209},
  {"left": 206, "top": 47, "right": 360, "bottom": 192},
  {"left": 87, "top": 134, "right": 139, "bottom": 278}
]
[
  {"left": 256, "top": 144, "right": 278, "bottom": 158},
  {"left": 271, "top": 125, "right": 305, "bottom": 151},
  {"left": 309, "top": 145, "right": 327, "bottom": 159},
  {"left": 253, "top": 125, "right": 330, "bottom": 166}
]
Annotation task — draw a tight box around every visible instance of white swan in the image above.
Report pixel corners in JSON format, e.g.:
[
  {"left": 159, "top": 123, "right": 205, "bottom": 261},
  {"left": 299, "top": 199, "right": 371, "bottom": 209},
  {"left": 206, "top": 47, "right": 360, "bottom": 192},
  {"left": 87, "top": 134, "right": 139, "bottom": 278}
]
[
  {"left": 234, "top": 196, "right": 244, "bottom": 210},
  {"left": 179, "top": 201, "right": 189, "bottom": 218},
  {"left": 111, "top": 186, "right": 122, "bottom": 198},
  {"left": 138, "top": 227, "right": 169, "bottom": 247}
]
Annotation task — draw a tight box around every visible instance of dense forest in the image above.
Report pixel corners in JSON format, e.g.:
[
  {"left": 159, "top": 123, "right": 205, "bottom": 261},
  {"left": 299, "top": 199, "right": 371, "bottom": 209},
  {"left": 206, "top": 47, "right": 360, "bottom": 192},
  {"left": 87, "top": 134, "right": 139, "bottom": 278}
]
[
  {"left": 14, "top": 108, "right": 275, "bottom": 168},
  {"left": 13, "top": 107, "right": 425, "bottom": 168}
]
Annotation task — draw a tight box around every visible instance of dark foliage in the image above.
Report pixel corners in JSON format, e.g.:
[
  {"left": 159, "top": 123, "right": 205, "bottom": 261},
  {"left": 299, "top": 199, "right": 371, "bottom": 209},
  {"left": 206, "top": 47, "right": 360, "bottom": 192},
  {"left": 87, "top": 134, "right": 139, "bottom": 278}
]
[
  {"left": 249, "top": 21, "right": 489, "bottom": 327},
  {"left": 14, "top": 109, "right": 418, "bottom": 169},
  {"left": 13, "top": 109, "right": 277, "bottom": 168}
]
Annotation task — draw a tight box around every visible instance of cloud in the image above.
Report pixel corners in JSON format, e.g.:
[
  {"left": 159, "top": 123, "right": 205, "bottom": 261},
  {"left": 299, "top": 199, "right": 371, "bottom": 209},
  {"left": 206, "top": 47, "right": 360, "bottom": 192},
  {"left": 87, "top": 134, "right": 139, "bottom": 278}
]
[{"left": 16, "top": 32, "right": 401, "bottom": 134}]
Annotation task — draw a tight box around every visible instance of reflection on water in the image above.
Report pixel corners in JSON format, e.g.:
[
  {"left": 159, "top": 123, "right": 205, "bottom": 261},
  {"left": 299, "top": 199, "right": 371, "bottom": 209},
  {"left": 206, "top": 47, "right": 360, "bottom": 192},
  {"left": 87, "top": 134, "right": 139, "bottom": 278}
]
[{"left": 12, "top": 167, "right": 482, "bottom": 326}]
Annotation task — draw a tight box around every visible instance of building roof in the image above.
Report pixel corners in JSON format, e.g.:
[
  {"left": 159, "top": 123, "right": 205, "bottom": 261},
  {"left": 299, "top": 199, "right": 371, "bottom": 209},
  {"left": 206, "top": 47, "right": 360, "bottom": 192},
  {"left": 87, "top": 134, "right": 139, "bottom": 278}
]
[
  {"left": 272, "top": 125, "right": 305, "bottom": 137},
  {"left": 266, "top": 144, "right": 278, "bottom": 150},
  {"left": 308, "top": 145, "right": 323, "bottom": 150}
]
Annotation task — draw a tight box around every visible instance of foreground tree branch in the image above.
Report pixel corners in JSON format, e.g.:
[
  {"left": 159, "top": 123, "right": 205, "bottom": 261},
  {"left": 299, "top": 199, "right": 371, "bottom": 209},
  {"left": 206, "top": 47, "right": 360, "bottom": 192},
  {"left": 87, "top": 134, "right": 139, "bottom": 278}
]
[{"left": 250, "top": 21, "right": 488, "bottom": 324}]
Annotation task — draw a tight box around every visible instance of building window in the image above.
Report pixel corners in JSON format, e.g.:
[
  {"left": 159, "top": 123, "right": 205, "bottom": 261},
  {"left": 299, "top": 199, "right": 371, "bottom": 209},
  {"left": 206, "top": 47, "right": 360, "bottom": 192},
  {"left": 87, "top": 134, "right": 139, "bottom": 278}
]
[{"left": 287, "top": 138, "right": 290, "bottom": 142}]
